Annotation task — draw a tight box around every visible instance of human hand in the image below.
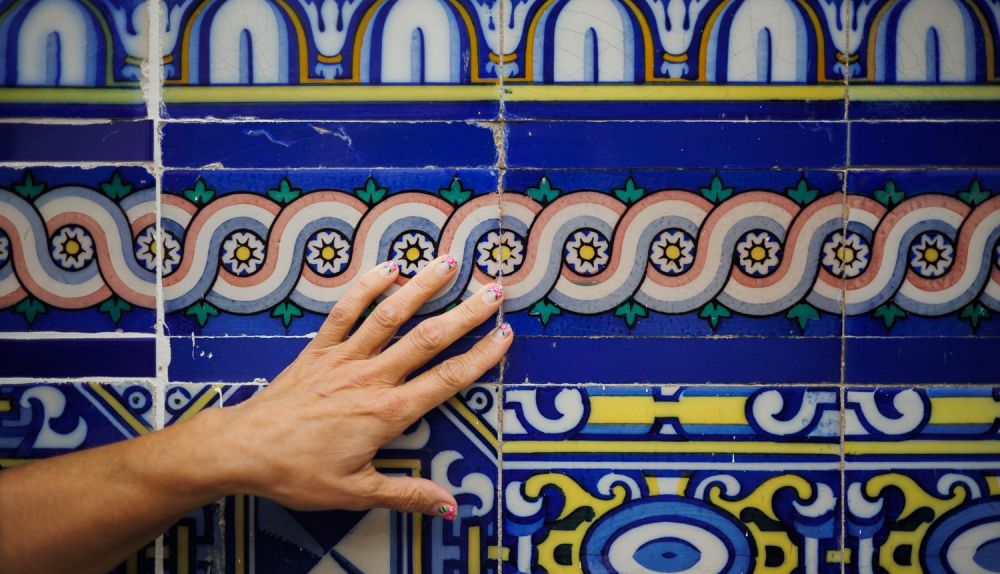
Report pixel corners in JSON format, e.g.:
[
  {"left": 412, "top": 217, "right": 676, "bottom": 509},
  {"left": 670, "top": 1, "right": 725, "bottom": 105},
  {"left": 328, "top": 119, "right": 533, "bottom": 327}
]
[{"left": 205, "top": 256, "right": 511, "bottom": 520}]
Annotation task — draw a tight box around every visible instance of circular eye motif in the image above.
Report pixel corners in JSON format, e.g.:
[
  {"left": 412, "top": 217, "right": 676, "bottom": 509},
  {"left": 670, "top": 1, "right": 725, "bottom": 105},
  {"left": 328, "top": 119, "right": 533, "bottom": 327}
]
[
  {"left": 305, "top": 230, "right": 351, "bottom": 277},
  {"left": 909, "top": 232, "right": 954, "bottom": 278},
  {"left": 822, "top": 231, "right": 870, "bottom": 279},
  {"left": 125, "top": 386, "right": 152, "bottom": 411},
  {"left": 51, "top": 225, "right": 96, "bottom": 270},
  {"left": 221, "top": 231, "right": 266, "bottom": 276},
  {"left": 166, "top": 387, "right": 192, "bottom": 414},
  {"left": 0, "top": 230, "right": 9, "bottom": 270},
  {"left": 464, "top": 387, "right": 494, "bottom": 414},
  {"left": 565, "top": 229, "right": 610, "bottom": 276},
  {"left": 649, "top": 230, "right": 695, "bottom": 276},
  {"left": 582, "top": 497, "right": 752, "bottom": 574},
  {"left": 735, "top": 230, "right": 782, "bottom": 277},
  {"left": 134, "top": 226, "right": 182, "bottom": 275},
  {"left": 391, "top": 231, "right": 436, "bottom": 278},
  {"left": 476, "top": 230, "right": 525, "bottom": 277}
]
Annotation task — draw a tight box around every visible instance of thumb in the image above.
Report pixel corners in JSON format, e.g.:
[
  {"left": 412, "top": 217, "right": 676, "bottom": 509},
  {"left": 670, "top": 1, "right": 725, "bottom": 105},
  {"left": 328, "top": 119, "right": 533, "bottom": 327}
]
[{"left": 367, "top": 473, "right": 458, "bottom": 520}]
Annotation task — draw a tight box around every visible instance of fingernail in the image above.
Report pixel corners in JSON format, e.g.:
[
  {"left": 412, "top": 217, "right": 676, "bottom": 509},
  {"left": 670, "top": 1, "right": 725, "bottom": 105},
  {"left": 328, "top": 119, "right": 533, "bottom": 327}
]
[
  {"left": 432, "top": 503, "right": 457, "bottom": 520},
  {"left": 481, "top": 283, "right": 504, "bottom": 304},
  {"left": 493, "top": 322, "right": 513, "bottom": 341},
  {"left": 436, "top": 255, "right": 457, "bottom": 275},
  {"left": 382, "top": 261, "right": 398, "bottom": 275}
]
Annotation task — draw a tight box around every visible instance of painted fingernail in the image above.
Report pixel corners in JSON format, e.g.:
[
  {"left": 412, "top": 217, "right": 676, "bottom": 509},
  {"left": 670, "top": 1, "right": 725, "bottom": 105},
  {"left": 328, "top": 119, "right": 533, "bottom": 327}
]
[
  {"left": 436, "top": 255, "right": 457, "bottom": 275},
  {"left": 493, "top": 322, "right": 513, "bottom": 341},
  {"left": 482, "top": 283, "right": 504, "bottom": 304},
  {"left": 382, "top": 261, "right": 398, "bottom": 275},
  {"left": 433, "top": 503, "right": 457, "bottom": 521}
]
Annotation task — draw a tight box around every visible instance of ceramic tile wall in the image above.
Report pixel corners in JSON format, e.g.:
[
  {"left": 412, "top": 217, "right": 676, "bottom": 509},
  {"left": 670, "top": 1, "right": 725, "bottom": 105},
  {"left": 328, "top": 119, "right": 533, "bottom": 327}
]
[{"left": 1, "top": 1, "right": 998, "bottom": 573}]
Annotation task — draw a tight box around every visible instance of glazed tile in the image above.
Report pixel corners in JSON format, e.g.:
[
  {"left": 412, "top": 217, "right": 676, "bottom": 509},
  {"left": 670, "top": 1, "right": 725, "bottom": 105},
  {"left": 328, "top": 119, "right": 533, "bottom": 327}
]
[
  {"left": 851, "top": 121, "right": 1000, "bottom": 168},
  {"left": 0, "top": 0, "right": 147, "bottom": 118},
  {"left": 844, "top": 386, "right": 1000, "bottom": 574},
  {"left": 217, "top": 384, "right": 500, "bottom": 574},
  {"left": 160, "top": 0, "right": 501, "bottom": 120},
  {"left": 0, "top": 122, "right": 153, "bottom": 162},
  {"left": 0, "top": 338, "right": 156, "bottom": 378},
  {"left": 501, "top": 385, "right": 842, "bottom": 573},
  {"left": 161, "top": 168, "right": 500, "bottom": 337},
  {"left": 0, "top": 167, "right": 157, "bottom": 333},
  {"left": 0, "top": 382, "right": 156, "bottom": 572},
  {"left": 161, "top": 121, "right": 499, "bottom": 169},
  {"left": 505, "top": 121, "right": 847, "bottom": 169}
]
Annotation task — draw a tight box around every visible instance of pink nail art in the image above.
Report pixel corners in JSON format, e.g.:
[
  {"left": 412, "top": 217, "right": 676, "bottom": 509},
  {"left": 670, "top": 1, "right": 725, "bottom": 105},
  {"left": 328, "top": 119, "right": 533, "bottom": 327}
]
[
  {"left": 438, "top": 504, "right": 457, "bottom": 520},
  {"left": 485, "top": 283, "right": 504, "bottom": 302},
  {"left": 384, "top": 261, "right": 398, "bottom": 274},
  {"left": 495, "top": 322, "right": 513, "bottom": 339},
  {"left": 445, "top": 255, "right": 457, "bottom": 269}
]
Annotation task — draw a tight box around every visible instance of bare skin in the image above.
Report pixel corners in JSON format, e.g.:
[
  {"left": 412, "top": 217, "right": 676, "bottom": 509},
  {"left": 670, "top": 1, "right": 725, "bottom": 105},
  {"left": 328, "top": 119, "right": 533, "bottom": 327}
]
[{"left": 0, "top": 255, "right": 512, "bottom": 574}]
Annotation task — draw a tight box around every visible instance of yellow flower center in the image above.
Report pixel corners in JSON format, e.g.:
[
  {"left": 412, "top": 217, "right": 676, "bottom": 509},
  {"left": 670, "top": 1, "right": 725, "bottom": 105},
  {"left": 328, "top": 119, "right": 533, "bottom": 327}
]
[
  {"left": 664, "top": 244, "right": 681, "bottom": 261},
  {"left": 578, "top": 245, "right": 596, "bottom": 261},
  {"left": 405, "top": 246, "right": 422, "bottom": 262},
  {"left": 150, "top": 240, "right": 158, "bottom": 256},
  {"left": 65, "top": 239, "right": 81, "bottom": 256},
  {"left": 923, "top": 247, "right": 940, "bottom": 263},
  {"left": 837, "top": 246, "right": 854, "bottom": 264},
  {"left": 491, "top": 245, "right": 512, "bottom": 263},
  {"left": 321, "top": 245, "right": 336, "bottom": 261},
  {"left": 235, "top": 245, "right": 252, "bottom": 262},
  {"left": 750, "top": 245, "right": 767, "bottom": 262}
]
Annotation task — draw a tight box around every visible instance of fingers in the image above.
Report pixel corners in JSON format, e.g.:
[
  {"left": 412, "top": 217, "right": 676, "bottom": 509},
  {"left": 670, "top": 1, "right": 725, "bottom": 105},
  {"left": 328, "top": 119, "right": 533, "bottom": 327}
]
[
  {"left": 390, "top": 323, "right": 512, "bottom": 421},
  {"left": 374, "top": 282, "right": 504, "bottom": 380},
  {"left": 346, "top": 255, "right": 458, "bottom": 357},
  {"left": 311, "top": 262, "right": 399, "bottom": 349},
  {"left": 365, "top": 472, "right": 458, "bottom": 519}
]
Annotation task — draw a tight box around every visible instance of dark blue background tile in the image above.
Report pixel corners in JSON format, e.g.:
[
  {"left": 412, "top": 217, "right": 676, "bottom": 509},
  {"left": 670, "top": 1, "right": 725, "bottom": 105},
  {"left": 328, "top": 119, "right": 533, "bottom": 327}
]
[
  {"left": 851, "top": 122, "right": 1000, "bottom": 168},
  {"left": 505, "top": 100, "right": 847, "bottom": 121},
  {"left": 0, "top": 122, "right": 153, "bottom": 162},
  {"left": 506, "top": 121, "right": 847, "bottom": 169},
  {"left": 162, "top": 122, "right": 499, "bottom": 169},
  {"left": 844, "top": 337, "right": 1000, "bottom": 384},
  {"left": 0, "top": 339, "right": 155, "bottom": 378}
]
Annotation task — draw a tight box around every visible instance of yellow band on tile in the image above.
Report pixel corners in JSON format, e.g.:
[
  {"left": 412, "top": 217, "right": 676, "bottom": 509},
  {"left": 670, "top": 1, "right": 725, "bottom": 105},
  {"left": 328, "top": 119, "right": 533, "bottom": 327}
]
[
  {"left": 928, "top": 397, "right": 1000, "bottom": 424},
  {"left": 847, "top": 440, "right": 1000, "bottom": 455},
  {"left": 586, "top": 396, "right": 747, "bottom": 426},
  {"left": 505, "top": 440, "right": 839, "bottom": 455},
  {"left": 163, "top": 85, "right": 500, "bottom": 102},
  {"left": 850, "top": 85, "right": 1000, "bottom": 101},
  {"left": 0, "top": 87, "right": 144, "bottom": 104}
]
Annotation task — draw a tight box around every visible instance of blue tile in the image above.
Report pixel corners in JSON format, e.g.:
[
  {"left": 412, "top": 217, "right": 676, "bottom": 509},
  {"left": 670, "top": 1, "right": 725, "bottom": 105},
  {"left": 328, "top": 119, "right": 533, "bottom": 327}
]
[
  {"left": 0, "top": 339, "right": 156, "bottom": 378},
  {"left": 162, "top": 122, "right": 499, "bottom": 169},
  {"left": 845, "top": 337, "right": 1000, "bottom": 384},
  {"left": 0, "top": 167, "right": 157, "bottom": 333},
  {"left": 851, "top": 122, "right": 1000, "bottom": 168},
  {"left": 0, "top": 122, "right": 153, "bottom": 162},
  {"left": 163, "top": 101, "right": 500, "bottom": 122},
  {"left": 506, "top": 122, "right": 847, "bottom": 169},
  {"left": 849, "top": 100, "right": 1000, "bottom": 120},
  {"left": 505, "top": 100, "right": 847, "bottom": 122},
  {"left": 504, "top": 337, "right": 841, "bottom": 385}
]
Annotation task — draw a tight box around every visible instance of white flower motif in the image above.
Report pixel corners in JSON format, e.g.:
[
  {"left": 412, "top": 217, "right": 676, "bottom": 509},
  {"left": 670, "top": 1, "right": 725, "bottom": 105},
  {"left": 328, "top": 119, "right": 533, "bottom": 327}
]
[
  {"left": 910, "top": 232, "right": 954, "bottom": 278},
  {"left": 391, "top": 231, "right": 436, "bottom": 277},
  {"left": 736, "top": 231, "right": 782, "bottom": 277},
  {"left": 305, "top": 230, "right": 351, "bottom": 277},
  {"left": 221, "top": 231, "right": 266, "bottom": 276},
  {"left": 650, "top": 230, "right": 695, "bottom": 276},
  {"left": 476, "top": 230, "right": 525, "bottom": 277},
  {"left": 134, "top": 226, "right": 182, "bottom": 276},
  {"left": 822, "top": 231, "right": 870, "bottom": 279},
  {"left": 564, "top": 229, "right": 610, "bottom": 276},
  {"left": 51, "top": 225, "right": 95, "bottom": 270},
  {"left": 0, "top": 233, "right": 9, "bottom": 268}
]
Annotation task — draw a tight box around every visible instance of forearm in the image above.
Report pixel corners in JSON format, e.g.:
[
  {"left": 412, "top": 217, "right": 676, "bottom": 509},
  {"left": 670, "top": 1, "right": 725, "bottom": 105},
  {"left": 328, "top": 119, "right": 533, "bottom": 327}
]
[{"left": 0, "top": 409, "right": 235, "bottom": 574}]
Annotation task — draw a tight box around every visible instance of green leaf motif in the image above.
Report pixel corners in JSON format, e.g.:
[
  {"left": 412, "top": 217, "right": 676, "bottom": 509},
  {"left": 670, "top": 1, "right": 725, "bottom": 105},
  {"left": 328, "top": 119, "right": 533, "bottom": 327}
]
[
  {"left": 958, "top": 179, "right": 991, "bottom": 206},
  {"left": 100, "top": 171, "right": 133, "bottom": 200},
  {"left": 272, "top": 301, "right": 304, "bottom": 328},
  {"left": 786, "top": 302, "right": 821, "bottom": 331},
  {"left": 267, "top": 177, "right": 302, "bottom": 205},
  {"left": 786, "top": 177, "right": 819, "bottom": 206},
  {"left": 614, "top": 300, "right": 648, "bottom": 328},
  {"left": 613, "top": 177, "right": 645, "bottom": 205},
  {"left": 439, "top": 177, "right": 472, "bottom": 206},
  {"left": 185, "top": 300, "right": 219, "bottom": 327},
  {"left": 13, "top": 171, "right": 45, "bottom": 200},
  {"left": 183, "top": 178, "right": 216, "bottom": 205},
  {"left": 959, "top": 302, "right": 991, "bottom": 330},
  {"left": 355, "top": 177, "right": 387, "bottom": 206},
  {"left": 528, "top": 299, "right": 561, "bottom": 326},
  {"left": 527, "top": 176, "right": 561, "bottom": 204},
  {"left": 874, "top": 180, "right": 904, "bottom": 207},
  {"left": 873, "top": 302, "right": 907, "bottom": 330},
  {"left": 698, "top": 301, "right": 731, "bottom": 330},
  {"left": 700, "top": 176, "right": 734, "bottom": 204},
  {"left": 14, "top": 297, "right": 46, "bottom": 324},
  {"left": 99, "top": 296, "right": 132, "bottom": 324}
]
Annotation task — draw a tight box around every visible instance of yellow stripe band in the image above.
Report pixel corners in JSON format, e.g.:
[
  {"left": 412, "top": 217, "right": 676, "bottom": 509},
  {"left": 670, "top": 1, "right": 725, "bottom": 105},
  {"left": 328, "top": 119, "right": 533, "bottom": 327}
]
[
  {"left": 164, "top": 85, "right": 499, "bottom": 103},
  {"left": 0, "top": 87, "right": 143, "bottom": 104},
  {"left": 88, "top": 383, "right": 149, "bottom": 436},
  {"left": 847, "top": 441, "right": 1000, "bottom": 455},
  {"left": 504, "top": 441, "right": 839, "bottom": 455}
]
